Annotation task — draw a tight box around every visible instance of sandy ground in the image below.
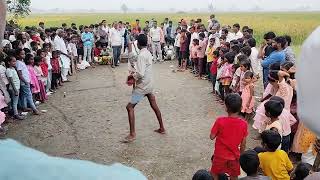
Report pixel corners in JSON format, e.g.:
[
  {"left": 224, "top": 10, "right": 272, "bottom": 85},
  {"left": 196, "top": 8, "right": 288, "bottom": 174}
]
[{"left": 4, "top": 61, "right": 259, "bottom": 180}]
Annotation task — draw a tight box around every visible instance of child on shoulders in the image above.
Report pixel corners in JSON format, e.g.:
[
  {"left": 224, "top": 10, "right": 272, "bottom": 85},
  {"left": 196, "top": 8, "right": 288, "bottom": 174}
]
[{"left": 210, "top": 93, "right": 248, "bottom": 180}]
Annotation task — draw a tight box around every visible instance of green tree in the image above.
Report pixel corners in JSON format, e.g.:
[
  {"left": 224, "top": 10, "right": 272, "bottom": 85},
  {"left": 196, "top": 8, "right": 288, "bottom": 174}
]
[{"left": 7, "top": 0, "right": 31, "bottom": 19}]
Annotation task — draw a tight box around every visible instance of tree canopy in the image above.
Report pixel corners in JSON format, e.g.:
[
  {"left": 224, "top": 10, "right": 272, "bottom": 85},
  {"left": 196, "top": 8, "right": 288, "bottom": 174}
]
[{"left": 7, "top": 0, "right": 31, "bottom": 19}]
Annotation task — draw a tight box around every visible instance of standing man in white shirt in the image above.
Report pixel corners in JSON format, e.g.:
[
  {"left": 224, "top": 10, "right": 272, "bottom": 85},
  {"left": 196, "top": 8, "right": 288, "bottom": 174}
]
[
  {"left": 54, "top": 29, "right": 71, "bottom": 82},
  {"left": 125, "top": 34, "right": 165, "bottom": 142},
  {"left": 109, "top": 22, "right": 122, "bottom": 68},
  {"left": 149, "top": 21, "right": 163, "bottom": 63},
  {"left": 229, "top": 23, "right": 243, "bottom": 41}
]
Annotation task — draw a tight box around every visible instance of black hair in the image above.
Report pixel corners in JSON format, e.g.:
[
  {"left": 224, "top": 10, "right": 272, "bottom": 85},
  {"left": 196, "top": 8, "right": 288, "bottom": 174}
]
[
  {"left": 261, "top": 130, "right": 282, "bottom": 152},
  {"left": 34, "top": 56, "right": 42, "bottom": 66},
  {"left": 244, "top": 71, "right": 254, "bottom": 79},
  {"left": 219, "top": 35, "right": 226, "bottom": 40},
  {"left": 275, "top": 36, "right": 287, "bottom": 49},
  {"left": 237, "top": 55, "right": 248, "bottom": 64},
  {"left": 253, "top": 146, "right": 266, "bottom": 153},
  {"left": 24, "top": 53, "right": 34, "bottom": 65},
  {"left": 230, "top": 39, "right": 239, "bottom": 45},
  {"left": 84, "top": 26, "right": 89, "bottom": 29},
  {"left": 62, "top": 23, "right": 67, "bottom": 27},
  {"left": 213, "top": 50, "right": 219, "bottom": 57},
  {"left": 240, "top": 59, "right": 251, "bottom": 70},
  {"left": 242, "top": 25, "right": 249, "bottom": 32},
  {"left": 268, "top": 70, "right": 280, "bottom": 82},
  {"left": 240, "top": 150, "right": 260, "bottom": 176},
  {"left": 247, "top": 38, "right": 256, "bottom": 48},
  {"left": 192, "top": 169, "right": 213, "bottom": 180},
  {"left": 15, "top": 48, "right": 24, "bottom": 58},
  {"left": 281, "top": 61, "right": 294, "bottom": 71},
  {"left": 12, "top": 40, "right": 22, "bottom": 49},
  {"left": 36, "top": 49, "right": 45, "bottom": 56},
  {"left": 95, "top": 41, "right": 101, "bottom": 47},
  {"left": 23, "top": 48, "right": 31, "bottom": 54},
  {"left": 284, "top": 35, "right": 292, "bottom": 46},
  {"left": 52, "top": 50, "right": 59, "bottom": 57},
  {"left": 247, "top": 28, "right": 254, "bottom": 35},
  {"left": 137, "top": 34, "right": 148, "bottom": 47},
  {"left": 30, "top": 41, "right": 38, "bottom": 47},
  {"left": 270, "top": 62, "right": 281, "bottom": 71},
  {"left": 221, "top": 29, "right": 228, "bottom": 34},
  {"left": 224, "top": 52, "right": 236, "bottom": 64},
  {"left": 264, "top": 100, "right": 284, "bottom": 118},
  {"left": 224, "top": 42, "right": 230, "bottom": 49},
  {"left": 193, "top": 39, "right": 200, "bottom": 45},
  {"left": 225, "top": 93, "right": 242, "bottom": 113},
  {"left": 233, "top": 23, "right": 240, "bottom": 29},
  {"left": 219, "top": 47, "right": 229, "bottom": 56},
  {"left": 199, "top": 32, "right": 205, "bottom": 39},
  {"left": 39, "top": 22, "right": 44, "bottom": 25},
  {"left": 5, "top": 55, "right": 16, "bottom": 68},
  {"left": 270, "top": 96, "right": 285, "bottom": 108},
  {"left": 264, "top": 32, "right": 276, "bottom": 40},
  {"left": 231, "top": 44, "right": 240, "bottom": 54},
  {"left": 294, "top": 163, "right": 312, "bottom": 180},
  {"left": 209, "top": 37, "right": 216, "bottom": 42},
  {"left": 169, "top": 21, "right": 172, "bottom": 24},
  {"left": 241, "top": 46, "right": 252, "bottom": 57},
  {"left": 244, "top": 34, "right": 253, "bottom": 40}
]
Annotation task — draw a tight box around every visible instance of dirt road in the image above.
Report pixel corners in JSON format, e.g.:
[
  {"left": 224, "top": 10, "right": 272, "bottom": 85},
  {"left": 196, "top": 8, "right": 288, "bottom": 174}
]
[{"left": 5, "top": 62, "right": 258, "bottom": 179}]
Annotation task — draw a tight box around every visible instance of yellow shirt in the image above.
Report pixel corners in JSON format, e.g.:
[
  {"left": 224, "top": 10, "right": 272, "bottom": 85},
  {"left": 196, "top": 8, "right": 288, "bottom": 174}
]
[
  {"left": 206, "top": 47, "right": 215, "bottom": 63},
  {"left": 258, "top": 150, "right": 293, "bottom": 180}
]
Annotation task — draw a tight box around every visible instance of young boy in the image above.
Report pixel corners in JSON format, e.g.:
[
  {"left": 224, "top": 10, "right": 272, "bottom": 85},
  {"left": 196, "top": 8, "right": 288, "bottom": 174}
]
[
  {"left": 239, "top": 150, "right": 270, "bottom": 180},
  {"left": 210, "top": 93, "right": 248, "bottom": 180},
  {"left": 258, "top": 130, "right": 293, "bottom": 180}
]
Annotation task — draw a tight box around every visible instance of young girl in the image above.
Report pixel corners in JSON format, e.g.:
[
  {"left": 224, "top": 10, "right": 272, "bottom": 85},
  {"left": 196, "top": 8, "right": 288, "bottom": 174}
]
[
  {"left": 190, "top": 39, "right": 199, "bottom": 75},
  {"left": 215, "top": 47, "right": 229, "bottom": 101},
  {"left": 219, "top": 52, "right": 236, "bottom": 103},
  {"left": 241, "top": 71, "right": 255, "bottom": 121},
  {"left": 43, "top": 43, "right": 53, "bottom": 93},
  {"left": 178, "top": 29, "right": 188, "bottom": 72},
  {"left": 197, "top": 33, "right": 207, "bottom": 79},
  {"left": 37, "top": 50, "right": 49, "bottom": 89},
  {"left": 5, "top": 56, "right": 23, "bottom": 120},
  {"left": 51, "top": 51, "right": 61, "bottom": 90},
  {"left": 25, "top": 54, "right": 40, "bottom": 97},
  {"left": 33, "top": 56, "right": 48, "bottom": 102},
  {"left": 231, "top": 55, "right": 248, "bottom": 94},
  {"left": 210, "top": 50, "right": 219, "bottom": 94}
]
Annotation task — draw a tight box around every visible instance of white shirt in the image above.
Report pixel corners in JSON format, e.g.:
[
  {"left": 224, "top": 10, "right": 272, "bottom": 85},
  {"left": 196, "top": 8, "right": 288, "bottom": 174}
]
[
  {"left": 54, "top": 35, "right": 70, "bottom": 68},
  {"left": 9, "top": 35, "right": 16, "bottom": 42},
  {"left": 109, "top": 28, "right": 122, "bottom": 47},
  {"left": 129, "top": 48, "right": 154, "bottom": 95},
  {"left": 229, "top": 31, "right": 243, "bottom": 41},
  {"left": 174, "top": 33, "right": 181, "bottom": 47},
  {"left": 46, "top": 52, "right": 52, "bottom": 70},
  {"left": 249, "top": 47, "right": 262, "bottom": 75},
  {"left": 45, "top": 37, "right": 53, "bottom": 45},
  {"left": 67, "top": 43, "right": 78, "bottom": 57},
  {"left": 0, "top": 65, "right": 9, "bottom": 85},
  {"left": 149, "top": 27, "right": 162, "bottom": 42},
  {"left": 102, "top": 26, "right": 110, "bottom": 35}
]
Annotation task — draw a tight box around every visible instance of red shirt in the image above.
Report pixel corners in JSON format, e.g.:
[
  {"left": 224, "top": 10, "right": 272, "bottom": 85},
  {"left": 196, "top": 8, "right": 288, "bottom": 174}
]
[
  {"left": 94, "top": 47, "right": 101, "bottom": 57},
  {"left": 51, "top": 58, "right": 60, "bottom": 73},
  {"left": 40, "top": 61, "right": 48, "bottom": 77},
  {"left": 210, "top": 57, "right": 218, "bottom": 75},
  {"left": 211, "top": 116, "right": 248, "bottom": 160}
]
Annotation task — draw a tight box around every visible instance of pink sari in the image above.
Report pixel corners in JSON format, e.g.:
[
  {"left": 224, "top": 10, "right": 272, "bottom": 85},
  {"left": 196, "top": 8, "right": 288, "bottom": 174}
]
[{"left": 27, "top": 65, "right": 40, "bottom": 94}]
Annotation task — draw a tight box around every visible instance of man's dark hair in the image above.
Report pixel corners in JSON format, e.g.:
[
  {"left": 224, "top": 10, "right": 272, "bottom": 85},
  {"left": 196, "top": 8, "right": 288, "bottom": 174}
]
[
  {"left": 62, "top": 23, "right": 67, "bottom": 27},
  {"left": 275, "top": 36, "right": 287, "bottom": 49},
  {"left": 241, "top": 46, "right": 252, "bottom": 57},
  {"left": 84, "top": 26, "right": 89, "bottom": 29},
  {"left": 264, "top": 31, "right": 276, "bottom": 40},
  {"left": 219, "top": 35, "right": 226, "bottom": 41},
  {"left": 247, "top": 38, "right": 256, "bottom": 48},
  {"left": 242, "top": 25, "right": 249, "bottom": 32},
  {"left": 192, "top": 169, "right": 213, "bottom": 180},
  {"left": 233, "top": 23, "right": 240, "bottom": 29},
  {"left": 264, "top": 100, "right": 284, "bottom": 118},
  {"left": 240, "top": 150, "right": 260, "bottom": 176},
  {"left": 225, "top": 93, "right": 242, "bottom": 113},
  {"left": 39, "top": 22, "right": 44, "bottom": 26},
  {"left": 270, "top": 62, "right": 281, "bottom": 71},
  {"left": 137, "top": 34, "right": 148, "bottom": 47},
  {"left": 284, "top": 35, "right": 292, "bottom": 46},
  {"left": 261, "top": 130, "right": 282, "bottom": 152},
  {"left": 270, "top": 96, "right": 285, "bottom": 108},
  {"left": 210, "top": 14, "right": 215, "bottom": 19}
]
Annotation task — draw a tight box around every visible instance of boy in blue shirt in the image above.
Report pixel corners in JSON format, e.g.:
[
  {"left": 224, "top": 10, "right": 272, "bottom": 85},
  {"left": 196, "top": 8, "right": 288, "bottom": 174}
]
[{"left": 81, "top": 26, "right": 94, "bottom": 63}]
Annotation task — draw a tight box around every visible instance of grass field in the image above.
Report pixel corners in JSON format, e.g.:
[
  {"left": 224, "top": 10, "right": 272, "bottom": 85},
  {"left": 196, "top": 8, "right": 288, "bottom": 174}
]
[{"left": 18, "top": 12, "right": 320, "bottom": 52}]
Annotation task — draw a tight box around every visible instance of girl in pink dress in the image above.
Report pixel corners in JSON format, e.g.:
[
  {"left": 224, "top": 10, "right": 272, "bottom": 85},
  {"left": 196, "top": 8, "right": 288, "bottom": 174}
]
[
  {"left": 25, "top": 54, "right": 40, "bottom": 94},
  {"left": 241, "top": 71, "right": 255, "bottom": 121}
]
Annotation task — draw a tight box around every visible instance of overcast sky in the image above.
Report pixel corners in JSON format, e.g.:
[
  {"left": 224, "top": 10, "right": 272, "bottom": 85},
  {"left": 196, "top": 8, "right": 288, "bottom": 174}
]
[{"left": 30, "top": 0, "right": 320, "bottom": 11}]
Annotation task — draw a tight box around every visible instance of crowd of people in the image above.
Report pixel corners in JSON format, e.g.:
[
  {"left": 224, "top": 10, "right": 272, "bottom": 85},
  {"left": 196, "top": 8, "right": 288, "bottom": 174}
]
[{"left": 0, "top": 13, "right": 319, "bottom": 180}]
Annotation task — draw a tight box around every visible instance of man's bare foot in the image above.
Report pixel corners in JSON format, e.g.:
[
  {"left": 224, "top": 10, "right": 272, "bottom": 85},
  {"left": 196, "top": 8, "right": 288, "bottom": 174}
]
[
  {"left": 121, "top": 134, "right": 136, "bottom": 143},
  {"left": 22, "top": 108, "right": 32, "bottom": 112},
  {"left": 154, "top": 128, "right": 166, "bottom": 134}
]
